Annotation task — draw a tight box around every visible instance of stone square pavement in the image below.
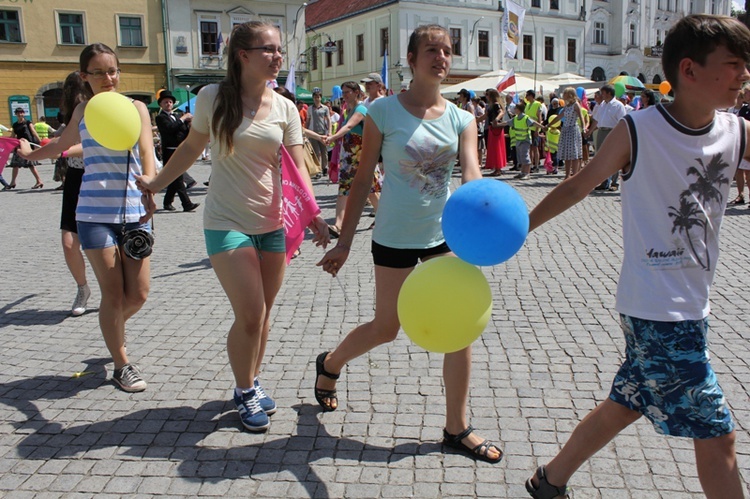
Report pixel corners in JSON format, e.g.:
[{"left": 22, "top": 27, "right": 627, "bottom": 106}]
[{"left": 1, "top": 161, "right": 749, "bottom": 498}]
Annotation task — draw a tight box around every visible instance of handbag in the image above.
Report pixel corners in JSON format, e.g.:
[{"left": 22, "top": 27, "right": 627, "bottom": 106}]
[
  {"left": 26, "top": 122, "right": 39, "bottom": 145},
  {"left": 302, "top": 138, "right": 322, "bottom": 177},
  {"left": 120, "top": 151, "right": 154, "bottom": 260}
]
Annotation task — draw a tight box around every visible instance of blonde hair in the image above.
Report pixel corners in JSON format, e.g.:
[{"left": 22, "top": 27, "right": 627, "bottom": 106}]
[
  {"left": 212, "top": 21, "right": 278, "bottom": 155},
  {"left": 562, "top": 87, "right": 577, "bottom": 103}
]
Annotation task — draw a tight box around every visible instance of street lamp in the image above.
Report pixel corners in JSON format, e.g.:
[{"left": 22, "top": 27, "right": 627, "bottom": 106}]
[
  {"left": 470, "top": 16, "right": 485, "bottom": 45},
  {"left": 292, "top": 2, "right": 308, "bottom": 37},
  {"left": 186, "top": 84, "right": 191, "bottom": 114}
]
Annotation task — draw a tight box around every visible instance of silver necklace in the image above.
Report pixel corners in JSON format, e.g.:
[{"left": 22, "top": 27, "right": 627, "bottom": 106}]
[{"left": 250, "top": 109, "right": 257, "bottom": 117}]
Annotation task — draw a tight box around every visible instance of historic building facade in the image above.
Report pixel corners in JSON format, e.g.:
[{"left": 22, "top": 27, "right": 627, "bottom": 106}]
[
  {"left": 162, "top": 0, "right": 306, "bottom": 94},
  {"left": 0, "top": 0, "right": 165, "bottom": 128}
]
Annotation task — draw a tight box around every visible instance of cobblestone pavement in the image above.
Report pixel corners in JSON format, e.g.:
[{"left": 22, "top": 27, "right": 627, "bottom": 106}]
[{"left": 1, "top": 161, "right": 749, "bottom": 498}]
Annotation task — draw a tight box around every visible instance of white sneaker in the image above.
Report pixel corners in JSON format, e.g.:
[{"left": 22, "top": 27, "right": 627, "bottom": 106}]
[{"left": 71, "top": 284, "right": 91, "bottom": 316}]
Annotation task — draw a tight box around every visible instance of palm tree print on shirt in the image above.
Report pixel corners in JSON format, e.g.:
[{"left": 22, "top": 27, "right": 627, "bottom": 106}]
[
  {"left": 399, "top": 135, "right": 456, "bottom": 198},
  {"left": 667, "top": 153, "right": 731, "bottom": 271}
]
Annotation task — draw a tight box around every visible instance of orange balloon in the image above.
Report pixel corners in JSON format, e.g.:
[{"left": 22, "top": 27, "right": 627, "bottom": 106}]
[{"left": 659, "top": 81, "right": 671, "bottom": 95}]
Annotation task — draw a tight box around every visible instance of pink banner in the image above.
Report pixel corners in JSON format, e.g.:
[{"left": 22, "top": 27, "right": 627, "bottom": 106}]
[
  {"left": 0, "top": 138, "right": 20, "bottom": 176},
  {"left": 281, "top": 144, "right": 321, "bottom": 264}
]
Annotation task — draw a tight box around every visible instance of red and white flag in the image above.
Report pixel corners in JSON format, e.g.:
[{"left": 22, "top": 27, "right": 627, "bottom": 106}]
[
  {"left": 280, "top": 144, "right": 321, "bottom": 264},
  {"left": 496, "top": 69, "right": 516, "bottom": 93}
]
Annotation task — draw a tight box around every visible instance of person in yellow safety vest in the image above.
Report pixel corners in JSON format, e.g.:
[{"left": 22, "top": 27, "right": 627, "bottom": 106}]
[
  {"left": 579, "top": 101, "right": 591, "bottom": 165},
  {"left": 508, "top": 101, "right": 545, "bottom": 180},
  {"left": 524, "top": 90, "right": 542, "bottom": 170},
  {"left": 34, "top": 116, "right": 56, "bottom": 140}
]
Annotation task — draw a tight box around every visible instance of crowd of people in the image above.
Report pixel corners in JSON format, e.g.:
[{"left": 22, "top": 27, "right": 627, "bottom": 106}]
[{"left": 5, "top": 13, "right": 750, "bottom": 498}]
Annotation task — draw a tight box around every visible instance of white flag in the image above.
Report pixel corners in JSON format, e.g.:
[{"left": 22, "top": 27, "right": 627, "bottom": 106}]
[
  {"left": 285, "top": 59, "right": 296, "bottom": 96},
  {"left": 502, "top": 0, "right": 526, "bottom": 59}
]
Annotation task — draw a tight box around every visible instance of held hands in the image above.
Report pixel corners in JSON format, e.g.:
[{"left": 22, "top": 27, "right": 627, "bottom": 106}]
[
  {"left": 181, "top": 113, "right": 193, "bottom": 122},
  {"left": 140, "top": 192, "right": 156, "bottom": 224},
  {"left": 135, "top": 174, "right": 155, "bottom": 195},
  {"left": 17, "top": 138, "right": 32, "bottom": 158},
  {"left": 308, "top": 215, "right": 331, "bottom": 248},
  {"left": 317, "top": 244, "right": 350, "bottom": 277}
]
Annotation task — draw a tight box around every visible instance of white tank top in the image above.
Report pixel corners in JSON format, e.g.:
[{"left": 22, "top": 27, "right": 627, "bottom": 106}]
[{"left": 616, "top": 105, "right": 745, "bottom": 321}]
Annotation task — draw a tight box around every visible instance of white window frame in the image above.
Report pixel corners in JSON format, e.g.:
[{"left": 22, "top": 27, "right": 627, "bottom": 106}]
[
  {"left": 544, "top": 36, "right": 555, "bottom": 61},
  {"left": 196, "top": 13, "right": 221, "bottom": 57},
  {"left": 593, "top": 21, "right": 606, "bottom": 45},
  {"left": 477, "top": 29, "right": 489, "bottom": 58},
  {"left": 116, "top": 14, "right": 145, "bottom": 48},
  {"left": 55, "top": 10, "right": 86, "bottom": 46},
  {"left": 0, "top": 8, "right": 23, "bottom": 44}
]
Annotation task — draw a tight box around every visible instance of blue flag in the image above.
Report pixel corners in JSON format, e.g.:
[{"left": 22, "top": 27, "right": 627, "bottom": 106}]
[{"left": 381, "top": 48, "right": 389, "bottom": 92}]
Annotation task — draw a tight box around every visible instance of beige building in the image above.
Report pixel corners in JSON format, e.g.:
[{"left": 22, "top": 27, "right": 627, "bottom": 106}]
[{"left": 0, "top": 0, "right": 165, "bottom": 129}]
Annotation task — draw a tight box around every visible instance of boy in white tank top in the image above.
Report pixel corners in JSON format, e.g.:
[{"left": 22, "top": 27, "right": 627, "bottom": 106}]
[{"left": 523, "top": 15, "right": 750, "bottom": 499}]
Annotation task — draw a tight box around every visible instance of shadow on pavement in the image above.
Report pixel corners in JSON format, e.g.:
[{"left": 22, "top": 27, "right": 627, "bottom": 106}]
[
  {"left": 0, "top": 294, "right": 78, "bottom": 328},
  {"left": 7, "top": 391, "right": 440, "bottom": 497}
]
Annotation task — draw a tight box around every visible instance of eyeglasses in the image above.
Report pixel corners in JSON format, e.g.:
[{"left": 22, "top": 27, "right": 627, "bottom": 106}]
[
  {"left": 83, "top": 68, "right": 121, "bottom": 79},
  {"left": 246, "top": 46, "right": 286, "bottom": 56}
]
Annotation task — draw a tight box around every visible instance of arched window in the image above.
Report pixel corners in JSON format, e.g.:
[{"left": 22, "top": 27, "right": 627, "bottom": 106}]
[
  {"left": 637, "top": 73, "right": 646, "bottom": 83},
  {"left": 591, "top": 67, "right": 606, "bottom": 82},
  {"left": 652, "top": 75, "right": 662, "bottom": 84}
]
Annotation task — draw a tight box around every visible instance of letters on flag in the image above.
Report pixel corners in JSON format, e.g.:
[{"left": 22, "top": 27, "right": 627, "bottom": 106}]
[
  {"left": 0, "top": 137, "right": 20, "bottom": 176},
  {"left": 280, "top": 144, "right": 321, "bottom": 264}
]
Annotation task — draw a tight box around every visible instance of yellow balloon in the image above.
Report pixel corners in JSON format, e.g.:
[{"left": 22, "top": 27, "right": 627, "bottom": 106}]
[
  {"left": 84, "top": 92, "right": 141, "bottom": 151},
  {"left": 397, "top": 257, "right": 492, "bottom": 353}
]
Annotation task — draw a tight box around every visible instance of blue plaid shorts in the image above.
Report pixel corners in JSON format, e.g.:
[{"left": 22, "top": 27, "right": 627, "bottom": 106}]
[{"left": 609, "top": 314, "right": 734, "bottom": 439}]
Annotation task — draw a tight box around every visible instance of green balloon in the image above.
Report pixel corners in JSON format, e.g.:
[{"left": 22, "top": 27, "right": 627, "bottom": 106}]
[{"left": 614, "top": 81, "right": 626, "bottom": 98}]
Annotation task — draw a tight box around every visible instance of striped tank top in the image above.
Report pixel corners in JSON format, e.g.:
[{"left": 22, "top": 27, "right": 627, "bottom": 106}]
[{"left": 77, "top": 118, "right": 146, "bottom": 224}]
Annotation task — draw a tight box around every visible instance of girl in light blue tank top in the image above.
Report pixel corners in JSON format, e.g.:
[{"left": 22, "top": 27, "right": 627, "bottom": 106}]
[
  {"left": 314, "top": 25, "right": 503, "bottom": 464},
  {"left": 18, "top": 43, "right": 157, "bottom": 393}
]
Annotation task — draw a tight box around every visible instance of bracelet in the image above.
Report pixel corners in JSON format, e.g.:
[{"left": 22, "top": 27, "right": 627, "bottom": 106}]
[{"left": 336, "top": 243, "right": 350, "bottom": 251}]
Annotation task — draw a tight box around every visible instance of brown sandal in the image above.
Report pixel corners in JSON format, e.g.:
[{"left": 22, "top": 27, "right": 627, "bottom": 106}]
[
  {"left": 442, "top": 425, "right": 503, "bottom": 464},
  {"left": 525, "top": 465, "right": 569, "bottom": 498},
  {"left": 314, "top": 352, "right": 339, "bottom": 412}
]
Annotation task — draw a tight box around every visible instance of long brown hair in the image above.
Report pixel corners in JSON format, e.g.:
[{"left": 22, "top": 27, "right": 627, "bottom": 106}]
[
  {"left": 212, "top": 21, "right": 278, "bottom": 155},
  {"left": 61, "top": 72, "right": 88, "bottom": 125}
]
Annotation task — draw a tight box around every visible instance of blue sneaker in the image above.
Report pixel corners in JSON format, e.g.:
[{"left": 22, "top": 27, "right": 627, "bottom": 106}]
[
  {"left": 233, "top": 388, "right": 269, "bottom": 432},
  {"left": 254, "top": 377, "right": 277, "bottom": 415}
]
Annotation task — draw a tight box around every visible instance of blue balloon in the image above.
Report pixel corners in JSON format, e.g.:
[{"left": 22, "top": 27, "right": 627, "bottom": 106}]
[
  {"left": 576, "top": 86, "right": 585, "bottom": 99},
  {"left": 468, "top": 90, "right": 476, "bottom": 99},
  {"left": 331, "top": 85, "right": 342, "bottom": 100},
  {"left": 442, "top": 179, "right": 529, "bottom": 266}
]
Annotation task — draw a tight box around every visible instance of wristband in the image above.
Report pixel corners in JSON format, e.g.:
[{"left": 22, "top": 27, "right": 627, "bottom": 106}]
[{"left": 61, "top": 151, "right": 68, "bottom": 158}]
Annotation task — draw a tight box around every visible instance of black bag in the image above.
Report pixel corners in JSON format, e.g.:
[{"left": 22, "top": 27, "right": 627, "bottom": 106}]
[
  {"left": 26, "top": 123, "right": 39, "bottom": 145},
  {"left": 120, "top": 151, "right": 155, "bottom": 260},
  {"left": 122, "top": 228, "right": 154, "bottom": 260}
]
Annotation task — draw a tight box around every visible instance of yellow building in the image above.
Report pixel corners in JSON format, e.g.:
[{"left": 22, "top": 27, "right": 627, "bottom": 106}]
[{"left": 0, "top": 0, "right": 165, "bottom": 129}]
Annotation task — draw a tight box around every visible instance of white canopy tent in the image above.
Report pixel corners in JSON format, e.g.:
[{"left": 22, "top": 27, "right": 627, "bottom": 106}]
[
  {"left": 440, "top": 70, "right": 542, "bottom": 96},
  {"left": 539, "top": 72, "right": 594, "bottom": 88}
]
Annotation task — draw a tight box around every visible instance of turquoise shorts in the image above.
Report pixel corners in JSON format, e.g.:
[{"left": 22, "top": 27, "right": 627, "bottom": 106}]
[
  {"left": 609, "top": 314, "right": 734, "bottom": 439},
  {"left": 204, "top": 228, "right": 285, "bottom": 256}
]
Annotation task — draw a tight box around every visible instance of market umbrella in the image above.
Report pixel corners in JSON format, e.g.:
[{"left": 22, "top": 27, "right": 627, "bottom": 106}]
[
  {"left": 608, "top": 75, "right": 645, "bottom": 90},
  {"left": 295, "top": 86, "right": 313, "bottom": 104}
]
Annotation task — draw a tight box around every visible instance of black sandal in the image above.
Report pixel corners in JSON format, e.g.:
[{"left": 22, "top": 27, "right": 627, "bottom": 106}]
[
  {"left": 442, "top": 425, "right": 503, "bottom": 464},
  {"left": 525, "top": 465, "right": 569, "bottom": 499},
  {"left": 314, "top": 351, "right": 339, "bottom": 412}
]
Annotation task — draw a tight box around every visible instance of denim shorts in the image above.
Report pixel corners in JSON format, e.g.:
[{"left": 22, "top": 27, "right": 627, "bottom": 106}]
[
  {"left": 204, "top": 228, "right": 285, "bottom": 256},
  {"left": 77, "top": 221, "right": 152, "bottom": 251},
  {"left": 609, "top": 314, "right": 734, "bottom": 439}
]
